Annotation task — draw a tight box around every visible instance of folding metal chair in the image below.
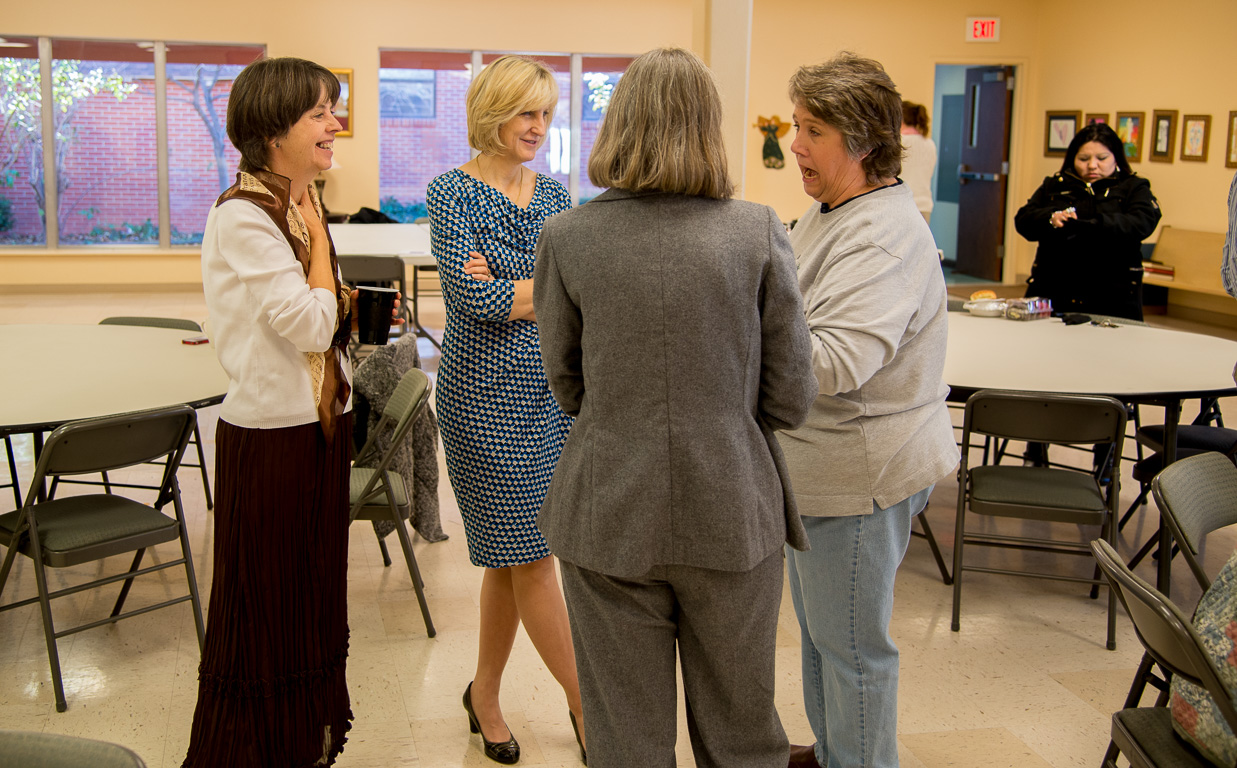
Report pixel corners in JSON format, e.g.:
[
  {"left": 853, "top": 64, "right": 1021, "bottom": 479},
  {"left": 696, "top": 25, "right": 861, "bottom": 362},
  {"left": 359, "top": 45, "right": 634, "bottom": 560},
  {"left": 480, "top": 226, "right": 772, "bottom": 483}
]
[
  {"left": 350, "top": 367, "right": 436, "bottom": 637},
  {"left": 1092, "top": 539, "right": 1237, "bottom": 768},
  {"left": 0, "top": 405, "right": 206, "bottom": 712},
  {"left": 952, "top": 389, "right": 1127, "bottom": 650},
  {"left": 96, "top": 317, "right": 214, "bottom": 509},
  {"left": 0, "top": 730, "right": 147, "bottom": 767}
]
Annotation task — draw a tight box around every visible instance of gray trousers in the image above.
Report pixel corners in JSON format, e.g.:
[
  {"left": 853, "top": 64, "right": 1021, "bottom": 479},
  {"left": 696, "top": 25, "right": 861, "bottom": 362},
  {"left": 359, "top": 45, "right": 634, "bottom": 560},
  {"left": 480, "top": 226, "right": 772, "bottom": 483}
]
[{"left": 560, "top": 549, "right": 787, "bottom": 768}]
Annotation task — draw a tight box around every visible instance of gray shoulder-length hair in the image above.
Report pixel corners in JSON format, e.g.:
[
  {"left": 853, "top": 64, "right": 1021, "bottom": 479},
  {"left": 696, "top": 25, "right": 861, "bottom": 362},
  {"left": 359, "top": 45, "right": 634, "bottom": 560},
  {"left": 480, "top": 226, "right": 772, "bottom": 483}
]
[
  {"left": 788, "top": 52, "right": 903, "bottom": 183},
  {"left": 588, "top": 47, "right": 733, "bottom": 199}
]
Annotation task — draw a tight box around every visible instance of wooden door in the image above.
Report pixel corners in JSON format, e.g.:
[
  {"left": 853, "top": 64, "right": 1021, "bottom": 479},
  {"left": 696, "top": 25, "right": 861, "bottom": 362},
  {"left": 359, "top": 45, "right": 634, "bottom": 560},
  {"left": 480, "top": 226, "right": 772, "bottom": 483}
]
[{"left": 955, "top": 66, "right": 1014, "bottom": 282}]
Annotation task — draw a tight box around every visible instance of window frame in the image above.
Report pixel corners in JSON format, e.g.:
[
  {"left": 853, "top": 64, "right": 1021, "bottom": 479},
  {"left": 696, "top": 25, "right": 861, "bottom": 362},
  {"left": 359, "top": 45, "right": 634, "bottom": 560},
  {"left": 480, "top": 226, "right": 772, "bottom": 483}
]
[
  {"left": 4, "top": 36, "right": 264, "bottom": 250},
  {"left": 377, "top": 48, "right": 635, "bottom": 209}
]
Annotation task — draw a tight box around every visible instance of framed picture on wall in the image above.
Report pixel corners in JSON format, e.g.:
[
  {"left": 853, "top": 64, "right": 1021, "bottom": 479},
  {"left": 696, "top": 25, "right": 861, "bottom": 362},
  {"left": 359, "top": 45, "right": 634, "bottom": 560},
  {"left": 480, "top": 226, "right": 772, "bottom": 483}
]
[
  {"left": 1227, "top": 111, "right": 1237, "bottom": 169},
  {"left": 1116, "top": 112, "right": 1144, "bottom": 162},
  {"left": 1180, "top": 114, "right": 1210, "bottom": 162},
  {"left": 1044, "top": 110, "right": 1081, "bottom": 157},
  {"left": 1150, "top": 110, "right": 1178, "bottom": 163},
  {"left": 1085, "top": 113, "right": 1109, "bottom": 126},
  {"left": 330, "top": 68, "right": 353, "bottom": 137}
]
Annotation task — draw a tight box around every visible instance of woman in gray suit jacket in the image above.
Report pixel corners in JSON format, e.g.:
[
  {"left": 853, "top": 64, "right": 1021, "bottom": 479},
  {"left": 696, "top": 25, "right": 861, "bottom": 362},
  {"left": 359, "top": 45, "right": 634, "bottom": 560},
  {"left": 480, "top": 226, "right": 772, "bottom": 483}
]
[{"left": 533, "top": 47, "right": 818, "bottom": 768}]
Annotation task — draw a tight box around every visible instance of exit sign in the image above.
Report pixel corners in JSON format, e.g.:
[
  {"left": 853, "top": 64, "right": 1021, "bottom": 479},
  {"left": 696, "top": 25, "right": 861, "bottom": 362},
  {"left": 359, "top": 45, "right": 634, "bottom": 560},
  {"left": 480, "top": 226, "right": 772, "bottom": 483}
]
[{"left": 966, "top": 17, "right": 1000, "bottom": 42}]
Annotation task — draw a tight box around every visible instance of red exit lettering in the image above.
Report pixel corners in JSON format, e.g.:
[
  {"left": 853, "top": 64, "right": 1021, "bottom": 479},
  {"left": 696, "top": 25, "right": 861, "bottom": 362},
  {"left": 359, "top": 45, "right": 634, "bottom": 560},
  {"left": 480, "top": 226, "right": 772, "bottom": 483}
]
[{"left": 966, "top": 17, "right": 1000, "bottom": 42}]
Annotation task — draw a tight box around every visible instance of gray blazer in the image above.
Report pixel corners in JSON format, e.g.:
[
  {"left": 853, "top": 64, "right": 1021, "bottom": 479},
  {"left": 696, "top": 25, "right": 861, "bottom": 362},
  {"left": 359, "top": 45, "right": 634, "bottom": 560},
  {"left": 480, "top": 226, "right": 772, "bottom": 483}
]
[{"left": 533, "top": 188, "right": 817, "bottom": 578}]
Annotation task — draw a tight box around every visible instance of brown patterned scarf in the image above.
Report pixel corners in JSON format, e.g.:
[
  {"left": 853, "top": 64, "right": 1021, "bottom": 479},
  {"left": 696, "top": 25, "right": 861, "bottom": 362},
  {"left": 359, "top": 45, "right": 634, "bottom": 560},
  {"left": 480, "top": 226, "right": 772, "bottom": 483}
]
[{"left": 216, "top": 170, "right": 352, "bottom": 441}]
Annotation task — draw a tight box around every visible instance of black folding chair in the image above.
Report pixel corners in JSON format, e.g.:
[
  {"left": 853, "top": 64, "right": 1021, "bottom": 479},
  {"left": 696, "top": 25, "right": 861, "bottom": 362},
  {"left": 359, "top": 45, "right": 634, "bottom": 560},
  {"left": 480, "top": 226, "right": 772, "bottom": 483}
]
[
  {"left": 952, "top": 390, "right": 1127, "bottom": 650},
  {"left": 350, "top": 367, "right": 436, "bottom": 637},
  {"left": 96, "top": 317, "right": 214, "bottom": 509},
  {"left": 0, "top": 405, "right": 206, "bottom": 712},
  {"left": 1092, "top": 539, "right": 1237, "bottom": 768}
]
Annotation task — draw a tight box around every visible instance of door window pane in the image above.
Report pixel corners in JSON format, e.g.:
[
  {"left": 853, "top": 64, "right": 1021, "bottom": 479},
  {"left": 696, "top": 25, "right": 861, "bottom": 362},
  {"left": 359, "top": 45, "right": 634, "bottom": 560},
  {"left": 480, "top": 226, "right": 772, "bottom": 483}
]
[
  {"left": 166, "top": 44, "right": 262, "bottom": 245},
  {"left": 579, "top": 56, "right": 634, "bottom": 202},
  {"left": 379, "top": 50, "right": 471, "bottom": 222},
  {"left": 0, "top": 36, "right": 45, "bottom": 245},
  {"left": 52, "top": 40, "right": 155, "bottom": 245}
]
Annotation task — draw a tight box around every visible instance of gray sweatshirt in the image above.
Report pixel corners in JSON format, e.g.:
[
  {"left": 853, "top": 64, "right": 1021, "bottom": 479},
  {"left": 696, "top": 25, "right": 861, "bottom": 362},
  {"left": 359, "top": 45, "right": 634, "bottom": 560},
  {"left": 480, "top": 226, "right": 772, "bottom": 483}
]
[{"left": 776, "top": 182, "right": 959, "bottom": 517}]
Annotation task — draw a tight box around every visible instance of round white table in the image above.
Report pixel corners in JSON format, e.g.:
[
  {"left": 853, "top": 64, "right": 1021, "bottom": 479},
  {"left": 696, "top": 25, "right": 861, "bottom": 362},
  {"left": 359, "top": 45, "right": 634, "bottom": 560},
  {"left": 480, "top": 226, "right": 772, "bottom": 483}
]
[
  {"left": 945, "top": 311, "right": 1237, "bottom": 590},
  {"left": 945, "top": 313, "right": 1237, "bottom": 399},
  {"left": 0, "top": 324, "right": 228, "bottom": 436}
]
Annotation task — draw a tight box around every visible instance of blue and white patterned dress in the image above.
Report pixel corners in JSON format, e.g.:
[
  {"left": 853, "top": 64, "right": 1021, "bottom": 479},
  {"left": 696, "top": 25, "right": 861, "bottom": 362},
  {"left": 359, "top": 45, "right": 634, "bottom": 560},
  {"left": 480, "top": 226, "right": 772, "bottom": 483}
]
[{"left": 427, "top": 168, "right": 573, "bottom": 567}]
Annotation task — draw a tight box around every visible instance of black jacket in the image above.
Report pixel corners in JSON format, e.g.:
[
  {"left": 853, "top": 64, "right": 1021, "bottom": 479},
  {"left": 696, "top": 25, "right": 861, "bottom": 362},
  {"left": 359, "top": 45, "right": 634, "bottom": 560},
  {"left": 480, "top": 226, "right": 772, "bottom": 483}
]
[{"left": 1014, "top": 170, "right": 1161, "bottom": 320}]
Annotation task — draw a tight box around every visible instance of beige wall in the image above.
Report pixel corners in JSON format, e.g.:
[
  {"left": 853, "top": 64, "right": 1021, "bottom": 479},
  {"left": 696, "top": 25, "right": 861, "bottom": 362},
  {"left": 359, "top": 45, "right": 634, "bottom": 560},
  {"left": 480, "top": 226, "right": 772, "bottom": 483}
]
[
  {"left": 745, "top": 0, "right": 1236, "bottom": 290},
  {"left": 4, "top": 0, "right": 1236, "bottom": 297}
]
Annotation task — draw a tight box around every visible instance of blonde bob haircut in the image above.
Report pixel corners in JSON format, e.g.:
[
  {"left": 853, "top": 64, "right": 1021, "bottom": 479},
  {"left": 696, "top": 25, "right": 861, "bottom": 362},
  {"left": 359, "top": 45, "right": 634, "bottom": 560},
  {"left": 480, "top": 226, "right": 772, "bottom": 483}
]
[
  {"left": 466, "top": 55, "right": 559, "bottom": 155},
  {"left": 588, "top": 48, "right": 733, "bottom": 200}
]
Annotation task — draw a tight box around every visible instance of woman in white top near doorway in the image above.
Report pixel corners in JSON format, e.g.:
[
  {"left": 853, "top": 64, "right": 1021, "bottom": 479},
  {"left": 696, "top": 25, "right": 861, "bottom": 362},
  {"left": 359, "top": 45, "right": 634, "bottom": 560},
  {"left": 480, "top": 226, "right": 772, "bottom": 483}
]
[{"left": 900, "top": 100, "right": 937, "bottom": 224}]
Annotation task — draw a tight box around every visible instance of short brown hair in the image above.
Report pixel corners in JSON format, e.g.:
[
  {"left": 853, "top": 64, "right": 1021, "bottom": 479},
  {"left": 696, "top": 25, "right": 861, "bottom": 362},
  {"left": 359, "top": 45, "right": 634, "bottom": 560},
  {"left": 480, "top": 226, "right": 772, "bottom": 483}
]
[
  {"left": 588, "top": 48, "right": 732, "bottom": 199},
  {"left": 227, "top": 57, "right": 340, "bottom": 174},
  {"left": 466, "top": 56, "right": 559, "bottom": 155},
  {"left": 789, "top": 52, "right": 903, "bottom": 183},
  {"left": 901, "top": 100, "right": 929, "bottom": 135}
]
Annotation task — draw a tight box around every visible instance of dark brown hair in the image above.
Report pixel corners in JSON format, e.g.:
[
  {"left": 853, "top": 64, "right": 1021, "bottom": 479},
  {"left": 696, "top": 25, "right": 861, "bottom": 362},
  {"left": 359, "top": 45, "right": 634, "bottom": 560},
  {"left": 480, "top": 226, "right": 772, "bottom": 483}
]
[
  {"left": 227, "top": 57, "right": 341, "bottom": 174},
  {"left": 789, "top": 52, "right": 903, "bottom": 183},
  {"left": 901, "top": 100, "right": 929, "bottom": 135}
]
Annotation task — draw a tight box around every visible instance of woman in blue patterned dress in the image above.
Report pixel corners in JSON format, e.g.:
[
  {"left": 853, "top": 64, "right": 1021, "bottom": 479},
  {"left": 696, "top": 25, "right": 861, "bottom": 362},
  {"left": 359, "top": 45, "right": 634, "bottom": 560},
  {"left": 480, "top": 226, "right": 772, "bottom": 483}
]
[{"left": 427, "top": 55, "right": 585, "bottom": 765}]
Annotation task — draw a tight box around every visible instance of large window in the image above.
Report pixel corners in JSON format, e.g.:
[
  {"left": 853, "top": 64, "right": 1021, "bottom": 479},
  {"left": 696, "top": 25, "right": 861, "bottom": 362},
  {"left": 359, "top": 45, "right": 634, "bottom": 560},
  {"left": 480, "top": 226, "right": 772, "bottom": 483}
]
[
  {"left": 53, "top": 40, "right": 156, "bottom": 245},
  {"left": 166, "top": 44, "right": 261, "bottom": 244},
  {"left": 378, "top": 50, "right": 634, "bottom": 219},
  {"left": 579, "top": 57, "right": 631, "bottom": 202},
  {"left": 0, "top": 36, "right": 262, "bottom": 248},
  {"left": 0, "top": 37, "right": 46, "bottom": 245},
  {"left": 378, "top": 50, "right": 472, "bottom": 224}
]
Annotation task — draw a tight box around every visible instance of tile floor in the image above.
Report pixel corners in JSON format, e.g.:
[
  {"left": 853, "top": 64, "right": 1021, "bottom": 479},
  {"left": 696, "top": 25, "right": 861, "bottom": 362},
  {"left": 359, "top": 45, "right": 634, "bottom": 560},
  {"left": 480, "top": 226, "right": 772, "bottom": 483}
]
[{"left": 1, "top": 288, "right": 1235, "bottom": 767}]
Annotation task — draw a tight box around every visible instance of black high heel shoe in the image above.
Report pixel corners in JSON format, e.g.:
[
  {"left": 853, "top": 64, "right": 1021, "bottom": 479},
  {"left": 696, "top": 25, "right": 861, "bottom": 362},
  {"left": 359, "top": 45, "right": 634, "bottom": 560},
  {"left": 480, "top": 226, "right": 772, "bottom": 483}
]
[
  {"left": 463, "top": 682, "right": 520, "bottom": 764},
  {"left": 569, "top": 710, "right": 586, "bottom": 765}
]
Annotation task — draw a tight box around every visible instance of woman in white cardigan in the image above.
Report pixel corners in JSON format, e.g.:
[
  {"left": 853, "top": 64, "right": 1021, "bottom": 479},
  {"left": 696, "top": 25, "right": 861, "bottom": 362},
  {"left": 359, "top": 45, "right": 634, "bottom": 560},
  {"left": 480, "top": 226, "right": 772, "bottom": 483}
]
[{"left": 185, "top": 57, "right": 397, "bottom": 768}]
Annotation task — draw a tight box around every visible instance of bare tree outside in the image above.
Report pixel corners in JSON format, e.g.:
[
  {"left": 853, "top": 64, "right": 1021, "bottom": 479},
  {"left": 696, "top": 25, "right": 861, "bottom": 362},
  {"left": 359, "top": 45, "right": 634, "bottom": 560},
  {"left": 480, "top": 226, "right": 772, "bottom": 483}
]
[
  {"left": 0, "top": 58, "right": 136, "bottom": 230},
  {"left": 169, "top": 63, "right": 231, "bottom": 194}
]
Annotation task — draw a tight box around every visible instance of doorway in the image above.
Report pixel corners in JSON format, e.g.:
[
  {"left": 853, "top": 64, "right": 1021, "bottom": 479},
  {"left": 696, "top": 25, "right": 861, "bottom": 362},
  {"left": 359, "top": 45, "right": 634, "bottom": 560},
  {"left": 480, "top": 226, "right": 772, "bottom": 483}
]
[{"left": 931, "top": 63, "right": 1017, "bottom": 282}]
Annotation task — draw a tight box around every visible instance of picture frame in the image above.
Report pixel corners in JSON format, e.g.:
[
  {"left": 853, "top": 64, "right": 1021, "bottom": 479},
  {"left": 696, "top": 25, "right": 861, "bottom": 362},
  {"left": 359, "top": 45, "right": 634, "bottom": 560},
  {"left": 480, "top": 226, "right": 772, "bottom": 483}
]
[
  {"left": 329, "top": 68, "right": 353, "bottom": 137},
  {"left": 1227, "top": 111, "right": 1237, "bottom": 169},
  {"left": 1044, "top": 110, "right": 1081, "bottom": 157},
  {"left": 1116, "top": 112, "right": 1144, "bottom": 162},
  {"left": 1085, "top": 112, "right": 1109, "bottom": 126},
  {"left": 1150, "top": 109, "right": 1178, "bottom": 163},
  {"left": 1177, "top": 114, "right": 1210, "bottom": 163}
]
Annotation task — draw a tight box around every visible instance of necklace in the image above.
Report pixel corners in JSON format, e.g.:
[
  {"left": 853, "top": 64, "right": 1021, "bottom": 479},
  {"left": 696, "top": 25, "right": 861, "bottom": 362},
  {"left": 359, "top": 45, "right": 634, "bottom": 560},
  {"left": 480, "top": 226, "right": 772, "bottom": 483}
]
[{"left": 476, "top": 154, "right": 526, "bottom": 207}]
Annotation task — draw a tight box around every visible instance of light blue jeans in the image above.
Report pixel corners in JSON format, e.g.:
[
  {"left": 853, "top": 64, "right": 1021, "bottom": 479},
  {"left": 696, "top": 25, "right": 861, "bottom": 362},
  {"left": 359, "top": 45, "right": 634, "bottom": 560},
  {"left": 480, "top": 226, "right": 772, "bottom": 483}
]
[{"left": 786, "top": 486, "right": 932, "bottom": 768}]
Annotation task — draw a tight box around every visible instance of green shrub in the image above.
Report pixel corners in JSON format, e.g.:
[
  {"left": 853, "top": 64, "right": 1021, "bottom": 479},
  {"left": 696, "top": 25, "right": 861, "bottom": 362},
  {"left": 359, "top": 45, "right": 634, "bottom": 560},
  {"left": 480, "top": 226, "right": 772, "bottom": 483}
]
[
  {"left": 0, "top": 198, "right": 13, "bottom": 233},
  {"left": 380, "top": 196, "right": 428, "bottom": 223}
]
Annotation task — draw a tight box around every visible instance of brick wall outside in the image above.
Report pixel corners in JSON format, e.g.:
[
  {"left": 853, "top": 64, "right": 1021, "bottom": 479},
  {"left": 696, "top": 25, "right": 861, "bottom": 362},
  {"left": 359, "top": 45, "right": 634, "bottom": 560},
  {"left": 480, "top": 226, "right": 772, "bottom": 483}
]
[
  {"left": 0, "top": 75, "right": 238, "bottom": 245},
  {"left": 0, "top": 62, "right": 618, "bottom": 245},
  {"left": 378, "top": 69, "right": 604, "bottom": 218}
]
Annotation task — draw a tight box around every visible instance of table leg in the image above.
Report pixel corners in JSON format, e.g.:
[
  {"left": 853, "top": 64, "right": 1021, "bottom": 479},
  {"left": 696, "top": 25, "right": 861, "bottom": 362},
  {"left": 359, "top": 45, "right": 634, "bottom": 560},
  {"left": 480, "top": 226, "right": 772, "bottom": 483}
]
[
  {"left": 1156, "top": 399, "right": 1181, "bottom": 594},
  {"left": 2, "top": 434, "right": 21, "bottom": 509},
  {"left": 411, "top": 266, "right": 441, "bottom": 351},
  {"left": 33, "top": 431, "right": 45, "bottom": 503}
]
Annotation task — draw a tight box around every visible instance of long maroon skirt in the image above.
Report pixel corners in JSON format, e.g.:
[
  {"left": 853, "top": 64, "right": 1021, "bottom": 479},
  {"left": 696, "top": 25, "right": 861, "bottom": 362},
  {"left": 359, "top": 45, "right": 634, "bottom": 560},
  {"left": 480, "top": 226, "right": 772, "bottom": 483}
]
[{"left": 183, "top": 415, "right": 354, "bottom": 768}]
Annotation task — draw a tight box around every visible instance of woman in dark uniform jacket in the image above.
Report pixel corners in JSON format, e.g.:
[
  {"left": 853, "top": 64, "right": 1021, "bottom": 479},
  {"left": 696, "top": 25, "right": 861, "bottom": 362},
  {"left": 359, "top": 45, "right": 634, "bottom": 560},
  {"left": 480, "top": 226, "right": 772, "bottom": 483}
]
[{"left": 1015, "top": 122, "right": 1161, "bottom": 320}]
